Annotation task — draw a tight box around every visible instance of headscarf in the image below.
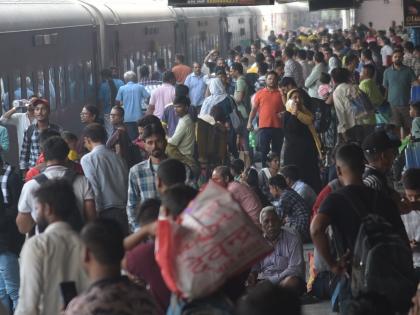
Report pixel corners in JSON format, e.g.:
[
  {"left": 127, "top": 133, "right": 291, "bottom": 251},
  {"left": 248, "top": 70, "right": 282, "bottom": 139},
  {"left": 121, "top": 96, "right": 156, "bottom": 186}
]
[
  {"left": 199, "top": 78, "right": 228, "bottom": 116},
  {"left": 286, "top": 89, "right": 322, "bottom": 157}
]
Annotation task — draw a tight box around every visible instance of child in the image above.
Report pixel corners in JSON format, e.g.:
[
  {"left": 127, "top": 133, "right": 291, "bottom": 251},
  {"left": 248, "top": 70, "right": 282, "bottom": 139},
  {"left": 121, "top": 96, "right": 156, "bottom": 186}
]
[
  {"left": 410, "top": 101, "right": 420, "bottom": 140},
  {"left": 62, "top": 131, "right": 79, "bottom": 162},
  {"left": 317, "top": 72, "right": 332, "bottom": 100}
]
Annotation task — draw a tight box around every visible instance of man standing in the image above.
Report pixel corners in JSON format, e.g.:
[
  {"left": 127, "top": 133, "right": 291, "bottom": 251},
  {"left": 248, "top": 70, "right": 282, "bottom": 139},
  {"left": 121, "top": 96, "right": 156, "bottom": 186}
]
[
  {"left": 127, "top": 124, "right": 167, "bottom": 232},
  {"left": 283, "top": 47, "right": 304, "bottom": 88},
  {"left": 147, "top": 71, "right": 176, "bottom": 119},
  {"left": 184, "top": 62, "right": 206, "bottom": 114},
  {"left": 17, "top": 136, "right": 96, "bottom": 234},
  {"left": 0, "top": 157, "right": 24, "bottom": 312},
  {"left": 172, "top": 54, "right": 192, "bottom": 84},
  {"left": 166, "top": 96, "right": 197, "bottom": 175},
  {"left": 15, "top": 179, "right": 89, "bottom": 315},
  {"left": 19, "top": 98, "right": 61, "bottom": 172},
  {"left": 115, "top": 71, "right": 150, "bottom": 140},
  {"left": 106, "top": 106, "right": 139, "bottom": 168},
  {"left": 247, "top": 71, "right": 284, "bottom": 166},
  {"left": 383, "top": 49, "right": 417, "bottom": 138},
  {"left": 65, "top": 219, "right": 156, "bottom": 315},
  {"left": 81, "top": 123, "right": 128, "bottom": 234},
  {"left": 0, "top": 96, "right": 36, "bottom": 160}
]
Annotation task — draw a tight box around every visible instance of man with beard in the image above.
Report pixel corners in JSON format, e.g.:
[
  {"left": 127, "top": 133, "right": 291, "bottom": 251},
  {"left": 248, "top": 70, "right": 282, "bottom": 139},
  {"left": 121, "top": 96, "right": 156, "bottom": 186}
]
[
  {"left": 127, "top": 123, "right": 167, "bottom": 232},
  {"left": 15, "top": 179, "right": 88, "bottom": 315},
  {"left": 383, "top": 49, "right": 417, "bottom": 138}
]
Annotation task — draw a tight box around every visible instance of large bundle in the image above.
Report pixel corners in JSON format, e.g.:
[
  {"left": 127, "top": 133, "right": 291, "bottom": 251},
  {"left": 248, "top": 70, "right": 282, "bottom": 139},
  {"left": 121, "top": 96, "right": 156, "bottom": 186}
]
[{"left": 156, "top": 181, "right": 272, "bottom": 300}]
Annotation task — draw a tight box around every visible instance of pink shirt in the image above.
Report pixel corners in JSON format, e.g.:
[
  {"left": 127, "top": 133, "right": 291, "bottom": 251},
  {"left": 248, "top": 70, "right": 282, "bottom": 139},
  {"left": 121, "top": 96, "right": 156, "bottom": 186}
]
[
  {"left": 150, "top": 83, "right": 175, "bottom": 119},
  {"left": 228, "top": 181, "right": 262, "bottom": 226}
]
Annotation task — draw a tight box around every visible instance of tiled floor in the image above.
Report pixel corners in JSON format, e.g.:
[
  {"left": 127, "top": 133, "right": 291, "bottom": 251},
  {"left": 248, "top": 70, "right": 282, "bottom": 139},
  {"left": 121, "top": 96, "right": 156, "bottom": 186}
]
[{"left": 303, "top": 301, "right": 335, "bottom": 315}]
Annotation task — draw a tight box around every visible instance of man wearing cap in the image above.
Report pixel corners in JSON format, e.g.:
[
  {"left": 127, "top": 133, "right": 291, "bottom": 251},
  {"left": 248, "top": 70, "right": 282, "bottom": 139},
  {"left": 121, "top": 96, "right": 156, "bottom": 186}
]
[{"left": 362, "top": 130, "right": 405, "bottom": 210}]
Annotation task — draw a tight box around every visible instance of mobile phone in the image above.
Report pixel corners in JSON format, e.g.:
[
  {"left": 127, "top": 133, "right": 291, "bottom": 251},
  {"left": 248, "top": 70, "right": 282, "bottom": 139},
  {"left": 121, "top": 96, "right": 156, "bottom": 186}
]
[{"left": 60, "top": 281, "right": 78, "bottom": 308}]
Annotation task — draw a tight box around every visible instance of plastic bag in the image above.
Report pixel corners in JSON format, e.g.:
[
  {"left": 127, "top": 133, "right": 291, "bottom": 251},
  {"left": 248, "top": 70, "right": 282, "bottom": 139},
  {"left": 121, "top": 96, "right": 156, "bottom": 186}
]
[{"left": 155, "top": 181, "right": 272, "bottom": 300}]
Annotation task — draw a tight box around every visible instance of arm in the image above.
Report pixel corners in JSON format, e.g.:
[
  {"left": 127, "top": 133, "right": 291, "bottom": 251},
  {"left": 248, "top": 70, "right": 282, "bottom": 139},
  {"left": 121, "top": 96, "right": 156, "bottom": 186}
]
[
  {"left": 115, "top": 86, "right": 123, "bottom": 107},
  {"left": 247, "top": 95, "right": 259, "bottom": 130},
  {"left": 0, "top": 127, "right": 9, "bottom": 152},
  {"left": 146, "top": 90, "right": 156, "bottom": 116},
  {"left": 168, "top": 120, "right": 185, "bottom": 146},
  {"left": 123, "top": 221, "right": 157, "bottom": 250},
  {"left": 304, "top": 66, "right": 318, "bottom": 89},
  {"left": 127, "top": 170, "right": 141, "bottom": 232},
  {"left": 310, "top": 213, "right": 349, "bottom": 276},
  {"left": 0, "top": 107, "right": 17, "bottom": 121},
  {"left": 19, "top": 128, "right": 31, "bottom": 170},
  {"left": 82, "top": 200, "right": 96, "bottom": 222},
  {"left": 80, "top": 157, "right": 103, "bottom": 211},
  {"left": 16, "top": 212, "right": 35, "bottom": 234},
  {"left": 14, "top": 240, "right": 43, "bottom": 315}
]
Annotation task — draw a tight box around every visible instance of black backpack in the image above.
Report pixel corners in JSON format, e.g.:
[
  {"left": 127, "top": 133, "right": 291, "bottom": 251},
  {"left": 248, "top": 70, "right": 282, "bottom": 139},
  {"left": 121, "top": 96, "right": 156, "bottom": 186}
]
[
  {"left": 33, "top": 168, "right": 78, "bottom": 186},
  {"left": 310, "top": 97, "right": 331, "bottom": 133},
  {"left": 340, "top": 192, "right": 417, "bottom": 313}
]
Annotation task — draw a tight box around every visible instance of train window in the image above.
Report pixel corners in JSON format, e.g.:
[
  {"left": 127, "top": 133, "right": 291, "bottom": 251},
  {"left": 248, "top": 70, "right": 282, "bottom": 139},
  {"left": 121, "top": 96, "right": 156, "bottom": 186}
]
[
  {"left": 68, "top": 63, "right": 84, "bottom": 106},
  {"left": 58, "top": 66, "right": 66, "bottom": 107},
  {"left": 48, "top": 67, "right": 57, "bottom": 111},
  {"left": 0, "top": 76, "right": 9, "bottom": 113},
  {"left": 85, "top": 61, "right": 95, "bottom": 104},
  {"left": 36, "top": 70, "right": 45, "bottom": 99},
  {"left": 240, "top": 28, "right": 246, "bottom": 36},
  {"left": 25, "top": 75, "right": 35, "bottom": 99}
]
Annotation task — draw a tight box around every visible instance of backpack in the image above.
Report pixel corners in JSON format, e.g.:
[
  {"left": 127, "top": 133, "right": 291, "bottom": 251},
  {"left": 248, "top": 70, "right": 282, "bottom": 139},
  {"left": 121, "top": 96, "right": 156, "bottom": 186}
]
[
  {"left": 347, "top": 87, "right": 374, "bottom": 120},
  {"left": 244, "top": 73, "right": 258, "bottom": 96},
  {"left": 227, "top": 97, "right": 245, "bottom": 133},
  {"left": 310, "top": 97, "right": 332, "bottom": 133},
  {"left": 340, "top": 192, "right": 417, "bottom": 313},
  {"left": 33, "top": 168, "right": 78, "bottom": 185}
]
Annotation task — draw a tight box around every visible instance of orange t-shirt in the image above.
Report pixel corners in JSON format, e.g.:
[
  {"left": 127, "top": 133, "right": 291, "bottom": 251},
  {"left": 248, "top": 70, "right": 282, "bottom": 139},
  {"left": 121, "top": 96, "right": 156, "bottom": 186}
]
[
  {"left": 172, "top": 64, "right": 192, "bottom": 84},
  {"left": 253, "top": 88, "right": 285, "bottom": 128}
]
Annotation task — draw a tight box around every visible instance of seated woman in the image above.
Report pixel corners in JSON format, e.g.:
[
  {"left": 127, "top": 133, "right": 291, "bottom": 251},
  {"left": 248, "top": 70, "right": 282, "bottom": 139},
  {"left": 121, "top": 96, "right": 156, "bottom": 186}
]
[
  {"left": 283, "top": 89, "right": 322, "bottom": 193},
  {"left": 258, "top": 152, "right": 281, "bottom": 200},
  {"left": 248, "top": 206, "right": 306, "bottom": 295}
]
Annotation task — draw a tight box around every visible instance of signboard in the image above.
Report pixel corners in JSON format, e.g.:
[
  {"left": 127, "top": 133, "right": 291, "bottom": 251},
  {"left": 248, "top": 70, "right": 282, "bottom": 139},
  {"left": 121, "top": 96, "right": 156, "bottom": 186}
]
[
  {"left": 169, "top": 0, "right": 274, "bottom": 7},
  {"left": 403, "top": 0, "right": 420, "bottom": 27},
  {"left": 308, "top": 0, "right": 355, "bottom": 11}
]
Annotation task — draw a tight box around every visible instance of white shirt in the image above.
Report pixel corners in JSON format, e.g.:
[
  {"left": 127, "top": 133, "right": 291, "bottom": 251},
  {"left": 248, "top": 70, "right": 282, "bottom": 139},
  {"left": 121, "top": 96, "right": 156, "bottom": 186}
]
[
  {"left": 18, "top": 165, "right": 94, "bottom": 221},
  {"left": 401, "top": 210, "right": 420, "bottom": 267},
  {"left": 0, "top": 112, "right": 34, "bottom": 158},
  {"left": 333, "top": 83, "right": 357, "bottom": 134},
  {"left": 15, "top": 222, "right": 89, "bottom": 315},
  {"left": 380, "top": 45, "right": 393, "bottom": 67},
  {"left": 168, "top": 114, "right": 195, "bottom": 157}
]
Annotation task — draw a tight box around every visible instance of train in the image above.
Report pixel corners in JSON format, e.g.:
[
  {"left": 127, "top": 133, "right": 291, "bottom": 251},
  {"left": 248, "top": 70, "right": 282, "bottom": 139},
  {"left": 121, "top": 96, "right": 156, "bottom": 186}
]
[{"left": 0, "top": 0, "right": 339, "bottom": 165}]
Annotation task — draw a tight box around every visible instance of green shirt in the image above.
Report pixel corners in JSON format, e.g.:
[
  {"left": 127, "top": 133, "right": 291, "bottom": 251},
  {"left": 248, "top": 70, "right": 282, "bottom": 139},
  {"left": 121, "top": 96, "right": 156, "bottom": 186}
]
[
  {"left": 383, "top": 64, "right": 416, "bottom": 107},
  {"left": 359, "top": 78, "right": 384, "bottom": 107},
  {"left": 234, "top": 76, "right": 250, "bottom": 118}
]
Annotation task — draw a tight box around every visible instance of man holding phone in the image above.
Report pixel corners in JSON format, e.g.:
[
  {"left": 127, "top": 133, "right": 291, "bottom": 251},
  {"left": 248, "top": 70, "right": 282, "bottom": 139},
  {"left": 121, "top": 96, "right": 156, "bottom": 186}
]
[{"left": 15, "top": 179, "right": 88, "bottom": 315}]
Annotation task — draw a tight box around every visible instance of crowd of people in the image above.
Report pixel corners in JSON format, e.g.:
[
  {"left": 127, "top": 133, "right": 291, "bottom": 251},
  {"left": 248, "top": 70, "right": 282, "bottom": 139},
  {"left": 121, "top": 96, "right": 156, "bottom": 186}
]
[{"left": 0, "top": 20, "right": 419, "bottom": 315}]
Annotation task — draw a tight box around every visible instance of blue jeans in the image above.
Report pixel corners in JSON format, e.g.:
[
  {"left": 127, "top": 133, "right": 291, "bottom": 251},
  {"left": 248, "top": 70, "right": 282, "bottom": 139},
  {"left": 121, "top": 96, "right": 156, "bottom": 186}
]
[{"left": 0, "top": 252, "right": 19, "bottom": 312}]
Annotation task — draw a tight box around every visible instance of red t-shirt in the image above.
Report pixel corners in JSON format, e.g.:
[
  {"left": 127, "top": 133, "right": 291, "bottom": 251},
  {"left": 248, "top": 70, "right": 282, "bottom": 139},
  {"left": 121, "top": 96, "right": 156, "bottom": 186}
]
[
  {"left": 253, "top": 88, "right": 284, "bottom": 129},
  {"left": 126, "top": 241, "right": 171, "bottom": 315}
]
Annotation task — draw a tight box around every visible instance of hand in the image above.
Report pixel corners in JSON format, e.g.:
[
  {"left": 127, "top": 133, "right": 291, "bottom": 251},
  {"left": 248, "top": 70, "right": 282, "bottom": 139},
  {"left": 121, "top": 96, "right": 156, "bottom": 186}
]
[
  {"left": 247, "top": 272, "right": 258, "bottom": 287},
  {"left": 277, "top": 111, "right": 285, "bottom": 119},
  {"left": 247, "top": 123, "right": 253, "bottom": 131},
  {"left": 409, "top": 291, "right": 420, "bottom": 315},
  {"left": 330, "top": 249, "right": 351, "bottom": 277},
  {"left": 410, "top": 240, "right": 419, "bottom": 251},
  {"left": 290, "top": 104, "right": 298, "bottom": 116}
]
